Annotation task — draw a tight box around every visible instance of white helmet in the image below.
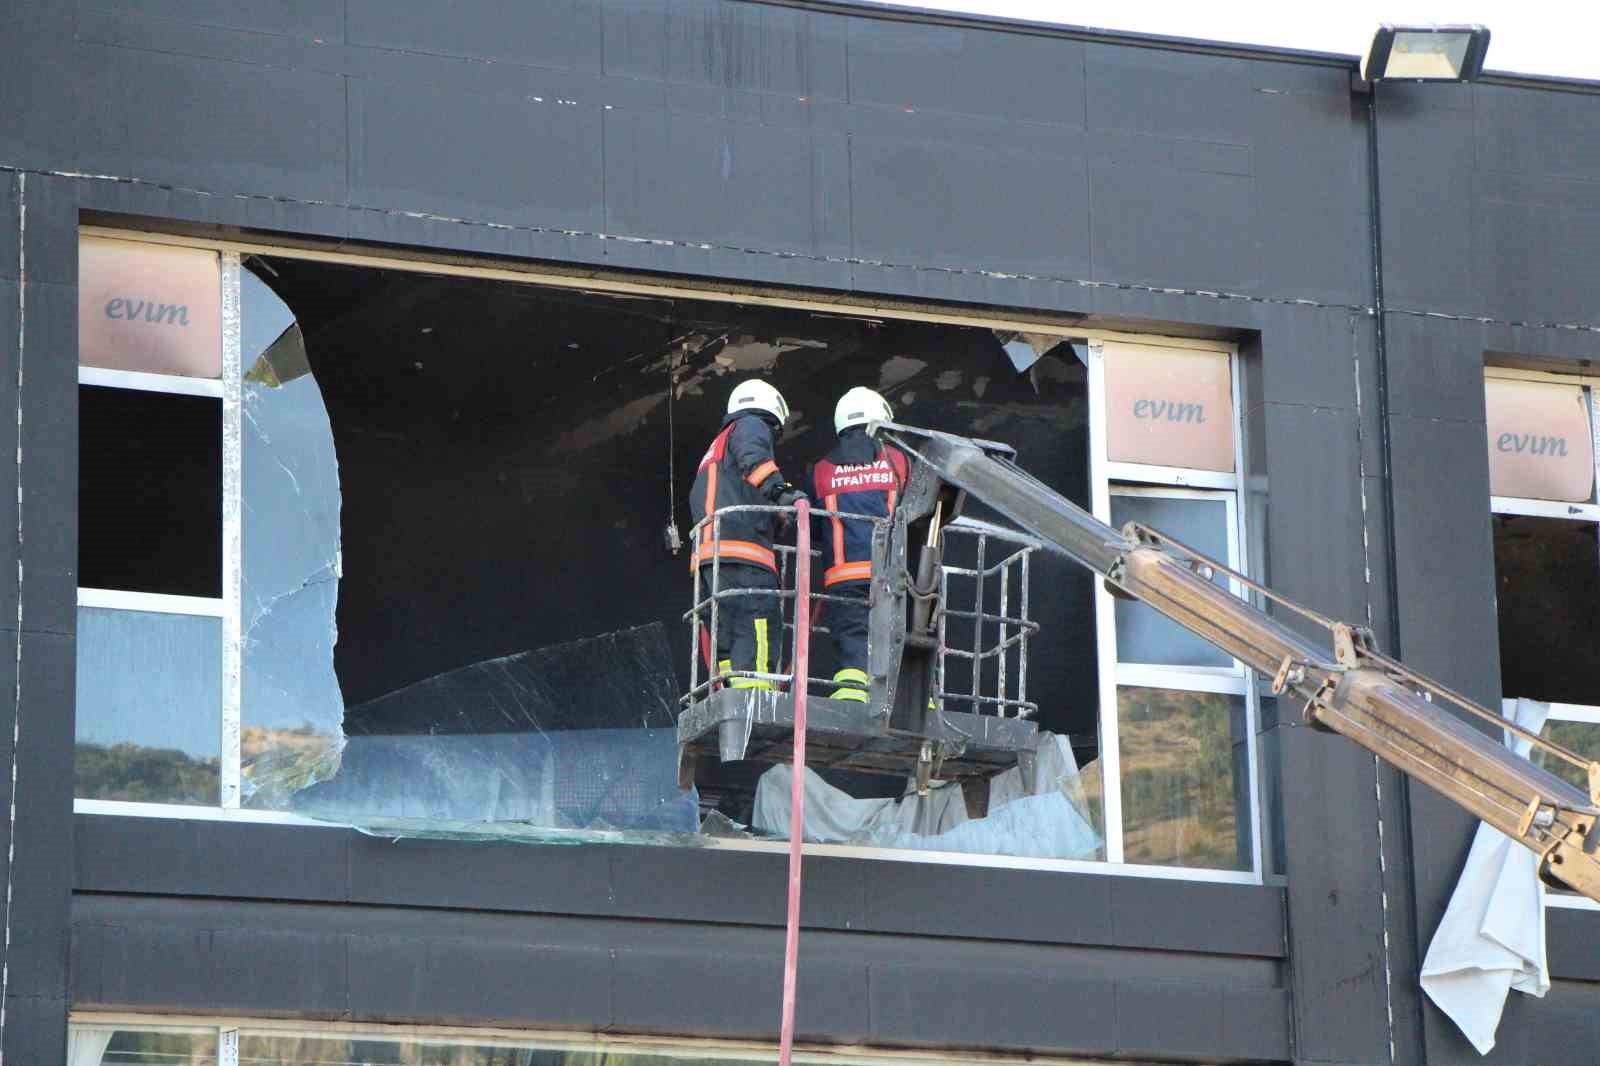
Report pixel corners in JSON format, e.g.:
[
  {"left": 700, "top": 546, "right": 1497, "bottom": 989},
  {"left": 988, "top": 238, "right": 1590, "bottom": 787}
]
[
  {"left": 834, "top": 386, "right": 893, "bottom": 434},
  {"left": 727, "top": 379, "right": 790, "bottom": 426}
]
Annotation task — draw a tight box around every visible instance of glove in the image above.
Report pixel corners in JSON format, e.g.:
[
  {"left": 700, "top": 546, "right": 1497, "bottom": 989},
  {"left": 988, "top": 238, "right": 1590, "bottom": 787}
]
[{"left": 775, "top": 486, "right": 809, "bottom": 509}]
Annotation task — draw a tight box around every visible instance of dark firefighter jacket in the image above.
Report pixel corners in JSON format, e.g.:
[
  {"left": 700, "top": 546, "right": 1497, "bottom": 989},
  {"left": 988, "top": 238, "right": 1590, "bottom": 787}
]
[
  {"left": 689, "top": 411, "right": 789, "bottom": 572},
  {"left": 811, "top": 427, "right": 910, "bottom": 587}
]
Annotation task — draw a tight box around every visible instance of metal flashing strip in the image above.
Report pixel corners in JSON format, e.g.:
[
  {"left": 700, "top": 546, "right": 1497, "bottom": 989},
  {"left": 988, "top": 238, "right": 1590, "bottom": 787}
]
[
  {"left": 219, "top": 253, "right": 242, "bottom": 809},
  {"left": 77, "top": 588, "right": 227, "bottom": 617}
]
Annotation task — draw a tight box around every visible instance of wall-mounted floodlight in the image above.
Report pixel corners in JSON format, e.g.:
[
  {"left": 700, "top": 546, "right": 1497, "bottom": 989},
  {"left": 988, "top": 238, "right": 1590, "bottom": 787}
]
[{"left": 1361, "top": 24, "right": 1490, "bottom": 82}]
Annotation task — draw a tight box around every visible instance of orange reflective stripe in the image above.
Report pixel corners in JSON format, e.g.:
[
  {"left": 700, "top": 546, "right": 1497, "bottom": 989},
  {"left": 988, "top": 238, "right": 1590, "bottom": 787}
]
[
  {"left": 824, "top": 561, "right": 873, "bottom": 586},
  {"left": 745, "top": 459, "right": 779, "bottom": 487},
  {"left": 886, "top": 488, "right": 897, "bottom": 513},
  {"left": 691, "top": 539, "right": 777, "bottom": 571}
]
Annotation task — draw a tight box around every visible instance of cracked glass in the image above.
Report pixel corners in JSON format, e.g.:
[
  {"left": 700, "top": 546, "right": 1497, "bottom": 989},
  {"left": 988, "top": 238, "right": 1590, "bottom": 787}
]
[{"left": 239, "top": 266, "right": 347, "bottom": 809}]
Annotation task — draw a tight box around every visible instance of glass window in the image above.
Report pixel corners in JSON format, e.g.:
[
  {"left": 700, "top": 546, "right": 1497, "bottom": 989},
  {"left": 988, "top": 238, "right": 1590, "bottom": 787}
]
[
  {"left": 1118, "top": 686, "right": 1251, "bottom": 871},
  {"left": 78, "top": 384, "right": 222, "bottom": 598},
  {"left": 1110, "top": 492, "right": 1233, "bottom": 668},
  {"left": 75, "top": 607, "right": 222, "bottom": 805}
]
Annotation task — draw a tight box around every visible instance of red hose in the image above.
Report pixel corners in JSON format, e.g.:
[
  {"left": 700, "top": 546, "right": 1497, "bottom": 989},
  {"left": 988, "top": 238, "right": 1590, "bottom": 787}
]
[{"left": 778, "top": 499, "right": 811, "bottom": 1066}]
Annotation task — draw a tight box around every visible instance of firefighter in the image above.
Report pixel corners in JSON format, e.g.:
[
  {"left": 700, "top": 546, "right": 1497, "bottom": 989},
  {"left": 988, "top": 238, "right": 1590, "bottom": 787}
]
[
  {"left": 811, "top": 386, "right": 908, "bottom": 702},
  {"left": 689, "top": 379, "right": 808, "bottom": 691}
]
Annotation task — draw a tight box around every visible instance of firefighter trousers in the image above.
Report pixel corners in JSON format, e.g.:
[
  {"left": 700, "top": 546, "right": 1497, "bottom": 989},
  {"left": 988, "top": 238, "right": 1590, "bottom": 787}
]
[
  {"left": 703, "top": 562, "right": 783, "bottom": 686},
  {"left": 827, "top": 580, "right": 870, "bottom": 699}
]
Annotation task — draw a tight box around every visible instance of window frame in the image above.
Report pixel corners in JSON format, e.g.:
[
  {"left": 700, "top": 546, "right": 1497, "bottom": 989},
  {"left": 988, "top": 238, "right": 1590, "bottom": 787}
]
[
  {"left": 73, "top": 228, "right": 1263, "bottom": 885},
  {"left": 1485, "top": 366, "right": 1600, "bottom": 913},
  {"left": 75, "top": 246, "right": 243, "bottom": 810},
  {"left": 1088, "top": 340, "right": 1263, "bottom": 879}
]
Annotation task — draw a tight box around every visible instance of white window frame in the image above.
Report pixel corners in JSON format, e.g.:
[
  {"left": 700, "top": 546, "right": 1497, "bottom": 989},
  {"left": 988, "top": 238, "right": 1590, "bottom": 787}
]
[
  {"left": 75, "top": 247, "right": 243, "bottom": 809},
  {"left": 1485, "top": 367, "right": 1600, "bottom": 912},
  {"left": 1088, "top": 341, "right": 1263, "bottom": 880},
  {"left": 73, "top": 228, "right": 1263, "bottom": 885}
]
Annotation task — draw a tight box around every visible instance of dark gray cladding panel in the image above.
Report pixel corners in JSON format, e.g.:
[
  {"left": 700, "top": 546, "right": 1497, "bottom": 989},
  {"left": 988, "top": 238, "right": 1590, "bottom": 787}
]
[
  {"left": 0, "top": 283, "right": 16, "bottom": 622},
  {"left": 21, "top": 282, "right": 78, "bottom": 636},
  {"left": 1259, "top": 403, "right": 1368, "bottom": 624},
  {"left": 1374, "top": 84, "right": 1476, "bottom": 317},
  {"left": 73, "top": 894, "right": 1289, "bottom": 1060},
  {"left": 18, "top": 173, "right": 76, "bottom": 288},
  {"left": 75, "top": 813, "right": 1288, "bottom": 957},
  {"left": 1276, "top": 722, "right": 1393, "bottom": 1065},
  {"left": 1434, "top": 978, "right": 1600, "bottom": 1065},
  {"left": 1386, "top": 413, "right": 1497, "bottom": 699},
  {"left": 347, "top": 0, "right": 601, "bottom": 71},
  {"left": 602, "top": 110, "right": 852, "bottom": 259},
  {"left": 651, "top": 0, "right": 849, "bottom": 99},
  {"left": 80, "top": 0, "right": 346, "bottom": 41},
  {"left": 1381, "top": 81, "right": 1600, "bottom": 329},
  {"left": 847, "top": 18, "right": 1086, "bottom": 127},
  {"left": 8, "top": 633, "right": 74, "bottom": 998},
  {"left": 77, "top": 43, "right": 348, "bottom": 203},
  {"left": 848, "top": 132, "right": 1092, "bottom": 278},
  {"left": 1383, "top": 313, "right": 1492, "bottom": 425},
  {"left": 1257, "top": 305, "right": 1362, "bottom": 412},
  {"left": 1548, "top": 908, "right": 1600, "bottom": 981},
  {"left": 0, "top": 14, "right": 79, "bottom": 172},
  {"left": 0, "top": 176, "right": 17, "bottom": 282},
  {"left": 2, "top": 993, "right": 67, "bottom": 1065},
  {"left": 77, "top": 175, "right": 352, "bottom": 246},
  {"left": 347, "top": 77, "right": 604, "bottom": 233},
  {"left": 1087, "top": 161, "right": 1258, "bottom": 295}
]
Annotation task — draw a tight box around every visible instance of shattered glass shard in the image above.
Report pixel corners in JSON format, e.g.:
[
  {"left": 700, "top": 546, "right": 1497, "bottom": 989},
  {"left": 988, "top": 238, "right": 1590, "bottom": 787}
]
[
  {"left": 240, "top": 266, "right": 347, "bottom": 810},
  {"left": 291, "top": 623, "right": 698, "bottom": 832}
]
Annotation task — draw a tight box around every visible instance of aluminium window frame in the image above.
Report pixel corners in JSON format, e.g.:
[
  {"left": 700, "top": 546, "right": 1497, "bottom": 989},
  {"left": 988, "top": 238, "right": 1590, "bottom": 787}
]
[
  {"left": 1485, "top": 366, "right": 1600, "bottom": 913},
  {"left": 74, "top": 248, "right": 243, "bottom": 809},
  {"left": 72, "top": 227, "right": 1263, "bottom": 884},
  {"left": 1087, "top": 341, "right": 1264, "bottom": 878}
]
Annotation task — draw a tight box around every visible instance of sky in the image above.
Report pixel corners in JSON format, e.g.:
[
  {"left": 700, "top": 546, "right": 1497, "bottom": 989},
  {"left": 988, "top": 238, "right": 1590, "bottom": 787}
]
[{"left": 868, "top": 0, "right": 1600, "bottom": 82}]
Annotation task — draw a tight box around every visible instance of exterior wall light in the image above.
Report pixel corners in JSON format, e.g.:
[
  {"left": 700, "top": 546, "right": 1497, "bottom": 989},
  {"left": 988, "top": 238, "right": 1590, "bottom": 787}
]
[{"left": 1361, "top": 24, "right": 1490, "bottom": 82}]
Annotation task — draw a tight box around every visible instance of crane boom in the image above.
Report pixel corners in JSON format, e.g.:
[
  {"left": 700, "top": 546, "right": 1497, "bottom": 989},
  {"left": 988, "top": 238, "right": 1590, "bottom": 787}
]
[{"left": 877, "top": 423, "right": 1600, "bottom": 902}]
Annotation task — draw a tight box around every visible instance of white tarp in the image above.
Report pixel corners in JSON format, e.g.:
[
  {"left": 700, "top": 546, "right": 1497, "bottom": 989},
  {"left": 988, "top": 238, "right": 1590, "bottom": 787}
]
[
  {"left": 1420, "top": 697, "right": 1551, "bottom": 1056},
  {"left": 753, "top": 732, "right": 1101, "bottom": 860}
]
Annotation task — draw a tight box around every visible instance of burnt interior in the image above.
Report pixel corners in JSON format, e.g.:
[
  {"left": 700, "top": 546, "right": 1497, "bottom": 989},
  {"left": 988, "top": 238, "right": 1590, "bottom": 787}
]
[{"left": 1493, "top": 513, "right": 1600, "bottom": 706}]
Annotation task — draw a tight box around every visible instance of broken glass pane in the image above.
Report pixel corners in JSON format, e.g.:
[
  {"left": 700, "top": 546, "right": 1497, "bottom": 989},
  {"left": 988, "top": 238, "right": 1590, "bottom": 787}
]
[
  {"left": 75, "top": 607, "right": 221, "bottom": 805},
  {"left": 1118, "top": 686, "right": 1250, "bottom": 871},
  {"left": 1110, "top": 493, "right": 1233, "bottom": 668},
  {"left": 238, "top": 267, "right": 348, "bottom": 810},
  {"left": 292, "top": 624, "right": 698, "bottom": 833}
]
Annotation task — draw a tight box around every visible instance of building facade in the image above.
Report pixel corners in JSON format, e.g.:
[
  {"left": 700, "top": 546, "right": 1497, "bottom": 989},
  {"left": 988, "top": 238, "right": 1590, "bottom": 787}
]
[{"left": 1, "top": 2, "right": 1598, "bottom": 1063}]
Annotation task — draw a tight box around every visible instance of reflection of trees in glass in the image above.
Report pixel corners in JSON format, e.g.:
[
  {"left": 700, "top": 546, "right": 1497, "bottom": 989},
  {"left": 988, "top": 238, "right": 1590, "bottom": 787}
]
[
  {"left": 74, "top": 743, "right": 219, "bottom": 804},
  {"left": 237, "top": 1033, "right": 547, "bottom": 1064},
  {"left": 103, "top": 1028, "right": 217, "bottom": 1063},
  {"left": 1536, "top": 719, "right": 1600, "bottom": 793},
  {"left": 1118, "top": 687, "right": 1243, "bottom": 870},
  {"left": 240, "top": 723, "right": 342, "bottom": 810}
]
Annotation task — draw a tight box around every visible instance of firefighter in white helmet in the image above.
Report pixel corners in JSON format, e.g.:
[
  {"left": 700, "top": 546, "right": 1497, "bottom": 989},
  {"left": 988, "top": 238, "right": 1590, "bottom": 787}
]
[
  {"left": 688, "top": 380, "right": 808, "bottom": 690},
  {"left": 809, "top": 387, "right": 907, "bottom": 702}
]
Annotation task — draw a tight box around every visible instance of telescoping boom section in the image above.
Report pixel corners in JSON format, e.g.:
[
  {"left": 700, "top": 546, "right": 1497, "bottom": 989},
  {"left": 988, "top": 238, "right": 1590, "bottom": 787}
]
[{"left": 875, "top": 423, "right": 1600, "bottom": 903}]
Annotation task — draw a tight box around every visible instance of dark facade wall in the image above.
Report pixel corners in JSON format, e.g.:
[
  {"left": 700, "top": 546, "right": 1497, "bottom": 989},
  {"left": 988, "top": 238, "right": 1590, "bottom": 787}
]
[
  {"left": 1376, "top": 79, "right": 1600, "bottom": 1065},
  {"left": 0, "top": 2, "right": 1597, "bottom": 1064}
]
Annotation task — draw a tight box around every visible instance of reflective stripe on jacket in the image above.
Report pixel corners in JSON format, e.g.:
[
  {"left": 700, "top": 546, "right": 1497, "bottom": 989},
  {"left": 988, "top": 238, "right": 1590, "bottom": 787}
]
[
  {"left": 688, "top": 413, "right": 787, "bottom": 572},
  {"left": 812, "top": 429, "right": 910, "bottom": 587}
]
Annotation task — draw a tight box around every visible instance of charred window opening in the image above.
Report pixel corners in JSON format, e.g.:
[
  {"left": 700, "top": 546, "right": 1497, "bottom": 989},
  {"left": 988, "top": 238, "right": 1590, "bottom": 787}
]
[
  {"left": 246, "top": 257, "right": 1105, "bottom": 851},
  {"left": 78, "top": 385, "right": 222, "bottom": 598},
  {"left": 1493, "top": 515, "right": 1600, "bottom": 707}
]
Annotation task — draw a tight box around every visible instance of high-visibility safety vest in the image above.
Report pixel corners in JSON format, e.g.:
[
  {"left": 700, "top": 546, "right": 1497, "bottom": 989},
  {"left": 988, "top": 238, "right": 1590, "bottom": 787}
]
[
  {"left": 811, "top": 429, "right": 910, "bottom": 587},
  {"left": 688, "top": 413, "right": 788, "bottom": 572}
]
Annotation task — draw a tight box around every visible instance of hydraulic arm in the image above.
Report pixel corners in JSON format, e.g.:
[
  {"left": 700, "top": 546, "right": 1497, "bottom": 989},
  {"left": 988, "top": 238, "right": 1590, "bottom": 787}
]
[{"left": 876, "top": 423, "right": 1600, "bottom": 903}]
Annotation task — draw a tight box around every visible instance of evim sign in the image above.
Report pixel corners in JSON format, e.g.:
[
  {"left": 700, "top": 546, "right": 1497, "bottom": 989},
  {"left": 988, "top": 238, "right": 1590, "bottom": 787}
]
[
  {"left": 1485, "top": 377, "right": 1595, "bottom": 504},
  {"left": 79, "top": 237, "right": 222, "bottom": 378}
]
